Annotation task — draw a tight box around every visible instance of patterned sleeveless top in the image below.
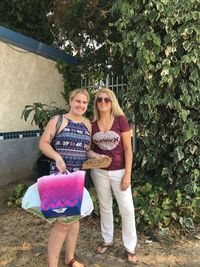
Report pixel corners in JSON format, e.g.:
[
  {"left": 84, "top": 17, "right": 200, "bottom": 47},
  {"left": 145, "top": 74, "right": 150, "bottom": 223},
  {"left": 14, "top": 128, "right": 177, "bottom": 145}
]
[{"left": 50, "top": 118, "right": 90, "bottom": 174}]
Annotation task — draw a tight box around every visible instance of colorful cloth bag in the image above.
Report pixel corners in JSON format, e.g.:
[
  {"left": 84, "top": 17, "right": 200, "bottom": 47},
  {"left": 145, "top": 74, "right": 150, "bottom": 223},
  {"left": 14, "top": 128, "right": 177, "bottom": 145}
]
[
  {"left": 21, "top": 183, "right": 94, "bottom": 223},
  {"left": 37, "top": 171, "right": 85, "bottom": 218}
]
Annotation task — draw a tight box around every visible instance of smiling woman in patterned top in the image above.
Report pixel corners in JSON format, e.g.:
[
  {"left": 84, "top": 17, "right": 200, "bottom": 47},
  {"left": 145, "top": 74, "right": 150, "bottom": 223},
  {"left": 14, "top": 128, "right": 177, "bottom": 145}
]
[{"left": 39, "top": 88, "right": 91, "bottom": 267}]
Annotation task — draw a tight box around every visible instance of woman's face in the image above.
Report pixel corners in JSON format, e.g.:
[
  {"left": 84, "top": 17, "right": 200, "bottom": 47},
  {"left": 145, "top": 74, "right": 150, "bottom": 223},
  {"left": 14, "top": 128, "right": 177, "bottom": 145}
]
[
  {"left": 96, "top": 92, "right": 112, "bottom": 114},
  {"left": 70, "top": 93, "right": 88, "bottom": 116}
]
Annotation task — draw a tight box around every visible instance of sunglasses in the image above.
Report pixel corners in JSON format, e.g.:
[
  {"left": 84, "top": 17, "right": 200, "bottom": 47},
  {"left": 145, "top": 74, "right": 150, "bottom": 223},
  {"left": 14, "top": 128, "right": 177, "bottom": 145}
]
[{"left": 96, "top": 97, "right": 112, "bottom": 103}]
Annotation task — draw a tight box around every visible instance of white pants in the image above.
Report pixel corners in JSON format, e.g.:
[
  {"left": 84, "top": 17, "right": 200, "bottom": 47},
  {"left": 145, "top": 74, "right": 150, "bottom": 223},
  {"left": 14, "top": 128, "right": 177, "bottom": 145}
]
[{"left": 91, "top": 168, "right": 137, "bottom": 253}]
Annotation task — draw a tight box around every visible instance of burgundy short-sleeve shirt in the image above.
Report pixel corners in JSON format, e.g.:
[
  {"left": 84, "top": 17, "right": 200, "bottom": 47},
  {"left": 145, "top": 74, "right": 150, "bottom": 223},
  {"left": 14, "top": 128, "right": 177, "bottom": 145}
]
[{"left": 91, "top": 115, "right": 130, "bottom": 170}]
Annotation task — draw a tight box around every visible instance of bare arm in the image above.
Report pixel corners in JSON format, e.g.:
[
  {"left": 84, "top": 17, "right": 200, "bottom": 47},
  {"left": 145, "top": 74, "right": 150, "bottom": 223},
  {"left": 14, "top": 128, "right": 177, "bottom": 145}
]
[
  {"left": 39, "top": 116, "right": 66, "bottom": 173},
  {"left": 121, "top": 130, "right": 133, "bottom": 190}
]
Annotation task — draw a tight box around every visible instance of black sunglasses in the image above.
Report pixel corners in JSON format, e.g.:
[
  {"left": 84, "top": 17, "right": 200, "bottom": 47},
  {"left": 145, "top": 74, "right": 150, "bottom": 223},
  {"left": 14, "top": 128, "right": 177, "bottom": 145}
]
[{"left": 96, "top": 97, "right": 112, "bottom": 103}]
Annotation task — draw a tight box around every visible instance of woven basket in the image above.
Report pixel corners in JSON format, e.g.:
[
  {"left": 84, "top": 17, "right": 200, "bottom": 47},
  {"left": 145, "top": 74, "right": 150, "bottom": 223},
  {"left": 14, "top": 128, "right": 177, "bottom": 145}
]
[{"left": 82, "top": 157, "right": 112, "bottom": 169}]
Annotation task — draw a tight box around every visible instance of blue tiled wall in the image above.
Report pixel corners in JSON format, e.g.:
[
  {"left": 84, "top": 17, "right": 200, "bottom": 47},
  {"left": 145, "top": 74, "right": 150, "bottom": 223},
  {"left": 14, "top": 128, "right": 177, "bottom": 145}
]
[{"left": 0, "top": 130, "right": 42, "bottom": 140}]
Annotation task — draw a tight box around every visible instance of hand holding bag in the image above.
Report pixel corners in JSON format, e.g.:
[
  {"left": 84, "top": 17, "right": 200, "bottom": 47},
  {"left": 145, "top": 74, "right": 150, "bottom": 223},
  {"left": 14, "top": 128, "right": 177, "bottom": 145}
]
[
  {"left": 21, "top": 182, "right": 94, "bottom": 223},
  {"left": 37, "top": 171, "right": 85, "bottom": 218}
]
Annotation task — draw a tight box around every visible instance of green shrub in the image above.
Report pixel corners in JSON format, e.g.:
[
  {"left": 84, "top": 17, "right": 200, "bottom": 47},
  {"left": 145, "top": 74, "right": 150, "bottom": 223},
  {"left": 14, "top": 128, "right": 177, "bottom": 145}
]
[
  {"left": 7, "top": 184, "right": 28, "bottom": 208},
  {"left": 133, "top": 181, "right": 200, "bottom": 231},
  {"left": 111, "top": 0, "right": 200, "bottom": 229}
]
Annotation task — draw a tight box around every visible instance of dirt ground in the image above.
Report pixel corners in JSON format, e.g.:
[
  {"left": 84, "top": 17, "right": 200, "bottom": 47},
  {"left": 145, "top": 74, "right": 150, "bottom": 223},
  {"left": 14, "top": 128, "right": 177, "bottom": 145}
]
[{"left": 0, "top": 184, "right": 200, "bottom": 267}]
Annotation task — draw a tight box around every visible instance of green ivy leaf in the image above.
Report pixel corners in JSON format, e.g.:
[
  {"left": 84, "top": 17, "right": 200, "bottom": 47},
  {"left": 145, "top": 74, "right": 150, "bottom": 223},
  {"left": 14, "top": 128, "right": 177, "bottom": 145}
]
[
  {"left": 152, "top": 34, "right": 161, "bottom": 47},
  {"left": 179, "top": 216, "right": 194, "bottom": 228},
  {"left": 182, "top": 41, "right": 191, "bottom": 51},
  {"left": 144, "top": 183, "right": 152, "bottom": 193},
  {"left": 162, "top": 198, "right": 171, "bottom": 209},
  {"left": 180, "top": 109, "right": 190, "bottom": 122},
  {"left": 192, "top": 197, "right": 200, "bottom": 210},
  {"left": 171, "top": 212, "right": 178, "bottom": 220},
  {"left": 191, "top": 11, "right": 200, "bottom": 20},
  {"left": 175, "top": 146, "right": 184, "bottom": 161},
  {"left": 185, "top": 158, "right": 194, "bottom": 167},
  {"left": 192, "top": 169, "right": 200, "bottom": 179},
  {"left": 161, "top": 167, "right": 169, "bottom": 176},
  {"left": 176, "top": 190, "right": 182, "bottom": 205},
  {"left": 141, "top": 156, "right": 147, "bottom": 167},
  {"left": 183, "top": 129, "right": 194, "bottom": 142},
  {"left": 190, "top": 69, "right": 199, "bottom": 82},
  {"left": 156, "top": 2, "right": 164, "bottom": 12}
]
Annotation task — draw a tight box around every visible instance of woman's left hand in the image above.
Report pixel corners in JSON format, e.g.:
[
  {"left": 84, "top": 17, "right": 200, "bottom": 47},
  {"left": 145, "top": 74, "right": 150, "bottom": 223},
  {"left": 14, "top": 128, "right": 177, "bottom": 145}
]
[{"left": 121, "top": 175, "right": 131, "bottom": 191}]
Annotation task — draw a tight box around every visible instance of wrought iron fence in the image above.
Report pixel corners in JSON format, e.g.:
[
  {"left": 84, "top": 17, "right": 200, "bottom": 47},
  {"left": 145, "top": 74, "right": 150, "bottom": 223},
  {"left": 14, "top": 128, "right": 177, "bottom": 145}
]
[{"left": 80, "top": 75, "right": 128, "bottom": 94}]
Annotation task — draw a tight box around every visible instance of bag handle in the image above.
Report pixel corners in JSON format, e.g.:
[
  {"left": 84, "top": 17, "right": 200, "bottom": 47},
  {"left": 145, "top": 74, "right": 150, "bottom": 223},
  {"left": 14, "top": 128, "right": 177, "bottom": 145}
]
[
  {"left": 55, "top": 114, "right": 63, "bottom": 135},
  {"left": 53, "top": 170, "right": 71, "bottom": 175},
  {"left": 51, "top": 114, "right": 63, "bottom": 147}
]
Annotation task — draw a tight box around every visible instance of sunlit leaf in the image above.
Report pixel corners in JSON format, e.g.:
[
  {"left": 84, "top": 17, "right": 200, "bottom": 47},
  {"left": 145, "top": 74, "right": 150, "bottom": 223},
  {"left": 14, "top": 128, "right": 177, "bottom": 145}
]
[
  {"left": 175, "top": 146, "right": 184, "bottom": 161},
  {"left": 161, "top": 167, "right": 169, "bottom": 176},
  {"left": 180, "top": 109, "right": 190, "bottom": 122},
  {"left": 171, "top": 212, "right": 177, "bottom": 220}
]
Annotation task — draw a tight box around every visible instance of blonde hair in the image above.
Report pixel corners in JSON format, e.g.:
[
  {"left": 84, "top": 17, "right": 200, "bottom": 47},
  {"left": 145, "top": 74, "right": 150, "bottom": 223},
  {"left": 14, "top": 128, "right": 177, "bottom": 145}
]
[
  {"left": 69, "top": 88, "right": 90, "bottom": 103},
  {"left": 93, "top": 88, "right": 124, "bottom": 120}
]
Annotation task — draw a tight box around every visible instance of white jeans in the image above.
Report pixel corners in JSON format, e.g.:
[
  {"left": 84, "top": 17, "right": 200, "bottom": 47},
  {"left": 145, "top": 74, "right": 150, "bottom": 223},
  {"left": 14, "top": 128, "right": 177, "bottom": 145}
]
[{"left": 91, "top": 168, "right": 137, "bottom": 253}]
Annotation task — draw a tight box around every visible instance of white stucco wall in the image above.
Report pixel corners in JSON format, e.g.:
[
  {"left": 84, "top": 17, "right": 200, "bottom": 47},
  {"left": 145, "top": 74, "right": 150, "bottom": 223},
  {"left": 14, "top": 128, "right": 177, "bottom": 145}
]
[{"left": 0, "top": 41, "right": 66, "bottom": 132}]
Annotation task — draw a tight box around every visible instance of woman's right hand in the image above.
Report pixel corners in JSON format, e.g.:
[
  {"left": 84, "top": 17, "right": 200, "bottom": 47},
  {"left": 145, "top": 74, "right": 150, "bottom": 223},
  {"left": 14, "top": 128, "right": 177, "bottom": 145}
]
[{"left": 55, "top": 155, "right": 67, "bottom": 173}]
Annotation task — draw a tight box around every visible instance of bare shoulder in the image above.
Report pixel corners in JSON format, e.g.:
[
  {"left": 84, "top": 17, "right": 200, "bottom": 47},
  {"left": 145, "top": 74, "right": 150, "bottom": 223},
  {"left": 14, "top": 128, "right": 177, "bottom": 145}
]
[
  {"left": 45, "top": 115, "right": 59, "bottom": 130},
  {"left": 49, "top": 115, "right": 59, "bottom": 123},
  {"left": 82, "top": 117, "right": 92, "bottom": 133}
]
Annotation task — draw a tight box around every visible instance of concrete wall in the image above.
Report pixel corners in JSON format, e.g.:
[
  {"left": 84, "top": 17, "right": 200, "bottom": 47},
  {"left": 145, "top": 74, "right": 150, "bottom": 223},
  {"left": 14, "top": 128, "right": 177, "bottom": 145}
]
[
  {"left": 0, "top": 137, "right": 39, "bottom": 186},
  {"left": 0, "top": 40, "right": 67, "bottom": 185},
  {"left": 0, "top": 40, "right": 66, "bottom": 132}
]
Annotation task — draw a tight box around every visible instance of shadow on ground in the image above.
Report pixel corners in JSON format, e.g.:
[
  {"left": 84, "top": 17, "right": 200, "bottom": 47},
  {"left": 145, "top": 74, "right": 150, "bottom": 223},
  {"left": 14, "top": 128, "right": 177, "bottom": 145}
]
[{"left": 0, "top": 206, "right": 200, "bottom": 267}]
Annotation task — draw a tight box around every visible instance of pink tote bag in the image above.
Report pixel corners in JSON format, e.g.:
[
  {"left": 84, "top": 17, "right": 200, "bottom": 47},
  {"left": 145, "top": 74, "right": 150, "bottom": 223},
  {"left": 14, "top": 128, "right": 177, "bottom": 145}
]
[{"left": 37, "top": 171, "right": 85, "bottom": 218}]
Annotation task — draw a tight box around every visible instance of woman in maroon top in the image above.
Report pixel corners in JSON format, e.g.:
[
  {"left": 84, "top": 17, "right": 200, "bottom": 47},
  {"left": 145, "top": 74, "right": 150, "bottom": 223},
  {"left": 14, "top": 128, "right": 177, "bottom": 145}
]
[{"left": 90, "top": 88, "right": 137, "bottom": 264}]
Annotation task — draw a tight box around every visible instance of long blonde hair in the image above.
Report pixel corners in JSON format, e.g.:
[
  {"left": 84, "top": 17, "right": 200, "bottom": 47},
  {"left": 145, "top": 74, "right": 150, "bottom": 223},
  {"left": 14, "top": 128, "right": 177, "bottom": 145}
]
[
  {"left": 93, "top": 88, "right": 124, "bottom": 121},
  {"left": 69, "top": 88, "right": 90, "bottom": 103}
]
